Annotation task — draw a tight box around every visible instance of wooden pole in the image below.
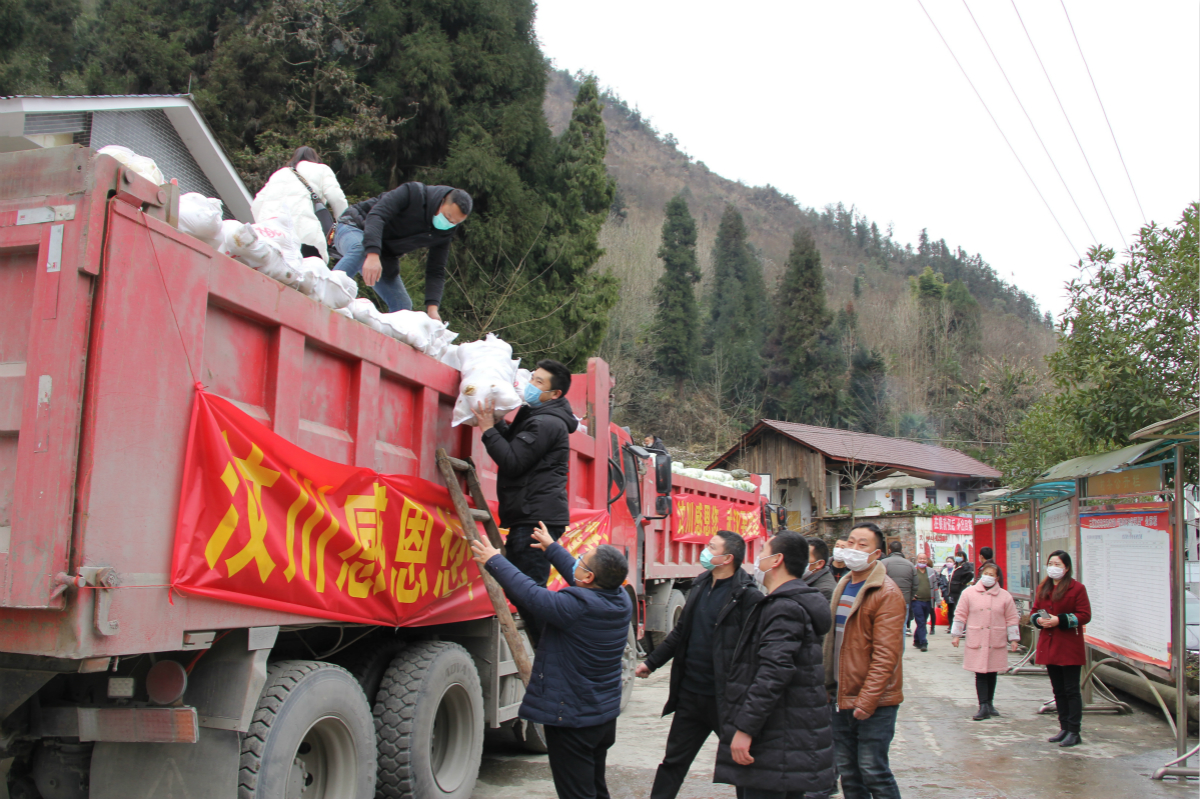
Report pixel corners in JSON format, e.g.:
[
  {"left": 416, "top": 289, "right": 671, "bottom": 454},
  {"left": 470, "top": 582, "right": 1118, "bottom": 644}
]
[{"left": 436, "top": 449, "right": 532, "bottom": 686}]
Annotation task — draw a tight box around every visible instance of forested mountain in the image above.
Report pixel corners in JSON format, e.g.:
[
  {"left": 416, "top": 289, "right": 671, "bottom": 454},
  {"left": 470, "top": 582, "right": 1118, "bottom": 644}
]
[{"left": 545, "top": 70, "right": 1058, "bottom": 463}]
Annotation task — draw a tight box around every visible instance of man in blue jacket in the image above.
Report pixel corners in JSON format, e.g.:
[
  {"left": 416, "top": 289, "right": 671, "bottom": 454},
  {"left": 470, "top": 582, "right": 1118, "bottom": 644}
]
[{"left": 470, "top": 524, "right": 632, "bottom": 799}]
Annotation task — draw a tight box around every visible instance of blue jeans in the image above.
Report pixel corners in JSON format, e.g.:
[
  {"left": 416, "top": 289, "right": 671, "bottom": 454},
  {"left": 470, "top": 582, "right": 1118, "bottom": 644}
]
[
  {"left": 832, "top": 704, "right": 901, "bottom": 799},
  {"left": 911, "top": 600, "right": 932, "bottom": 648},
  {"left": 332, "top": 224, "right": 412, "bottom": 312}
]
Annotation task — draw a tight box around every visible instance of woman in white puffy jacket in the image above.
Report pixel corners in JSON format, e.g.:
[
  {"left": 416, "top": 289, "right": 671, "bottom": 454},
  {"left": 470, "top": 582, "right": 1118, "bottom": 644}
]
[{"left": 251, "top": 146, "right": 348, "bottom": 262}]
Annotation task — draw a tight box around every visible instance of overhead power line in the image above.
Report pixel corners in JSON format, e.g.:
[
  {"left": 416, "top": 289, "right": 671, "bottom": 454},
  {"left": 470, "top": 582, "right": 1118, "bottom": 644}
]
[
  {"left": 1010, "top": 0, "right": 1127, "bottom": 247},
  {"left": 915, "top": 0, "right": 1081, "bottom": 260},
  {"left": 961, "top": 0, "right": 1101, "bottom": 246},
  {"left": 1059, "top": 0, "right": 1148, "bottom": 226}
]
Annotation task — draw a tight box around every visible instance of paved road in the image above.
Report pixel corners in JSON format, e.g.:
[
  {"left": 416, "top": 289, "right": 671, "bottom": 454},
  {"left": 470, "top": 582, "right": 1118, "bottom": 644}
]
[{"left": 474, "top": 625, "right": 1198, "bottom": 799}]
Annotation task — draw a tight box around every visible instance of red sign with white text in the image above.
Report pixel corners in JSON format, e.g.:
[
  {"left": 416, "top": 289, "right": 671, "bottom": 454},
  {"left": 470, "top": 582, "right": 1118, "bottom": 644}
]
[{"left": 171, "top": 390, "right": 497, "bottom": 627}]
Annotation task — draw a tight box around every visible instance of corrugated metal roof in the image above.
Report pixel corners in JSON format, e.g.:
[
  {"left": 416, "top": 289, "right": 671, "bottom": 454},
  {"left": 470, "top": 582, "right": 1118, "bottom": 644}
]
[
  {"left": 1035, "top": 441, "right": 1162, "bottom": 481},
  {"left": 711, "top": 419, "right": 1002, "bottom": 479}
]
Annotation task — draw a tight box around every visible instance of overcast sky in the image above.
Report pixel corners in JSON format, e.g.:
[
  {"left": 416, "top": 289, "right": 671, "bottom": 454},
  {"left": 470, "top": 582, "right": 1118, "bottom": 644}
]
[{"left": 535, "top": 0, "right": 1199, "bottom": 318}]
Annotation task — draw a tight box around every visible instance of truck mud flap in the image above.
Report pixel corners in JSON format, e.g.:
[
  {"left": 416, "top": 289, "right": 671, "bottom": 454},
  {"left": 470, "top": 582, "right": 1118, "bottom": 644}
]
[{"left": 88, "top": 727, "right": 238, "bottom": 799}]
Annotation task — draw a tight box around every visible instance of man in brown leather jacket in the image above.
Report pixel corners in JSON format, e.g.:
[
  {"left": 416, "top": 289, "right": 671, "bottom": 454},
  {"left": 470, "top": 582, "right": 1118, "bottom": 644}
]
[{"left": 822, "top": 522, "right": 906, "bottom": 799}]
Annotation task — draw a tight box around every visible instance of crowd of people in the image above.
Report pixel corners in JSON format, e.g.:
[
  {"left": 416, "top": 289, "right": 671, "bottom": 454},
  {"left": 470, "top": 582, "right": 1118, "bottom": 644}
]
[{"left": 469, "top": 507, "right": 1092, "bottom": 799}]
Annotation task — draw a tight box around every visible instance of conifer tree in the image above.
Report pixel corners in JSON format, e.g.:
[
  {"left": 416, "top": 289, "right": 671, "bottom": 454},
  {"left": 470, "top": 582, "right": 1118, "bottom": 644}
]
[
  {"left": 765, "top": 229, "right": 850, "bottom": 425},
  {"left": 706, "top": 205, "right": 766, "bottom": 404},
  {"left": 653, "top": 194, "right": 700, "bottom": 388}
]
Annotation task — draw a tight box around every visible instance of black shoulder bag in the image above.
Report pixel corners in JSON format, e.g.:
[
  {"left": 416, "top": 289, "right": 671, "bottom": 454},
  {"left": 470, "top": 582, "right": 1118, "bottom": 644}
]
[{"left": 290, "top": 167, "right": 336, "bottom": 237}]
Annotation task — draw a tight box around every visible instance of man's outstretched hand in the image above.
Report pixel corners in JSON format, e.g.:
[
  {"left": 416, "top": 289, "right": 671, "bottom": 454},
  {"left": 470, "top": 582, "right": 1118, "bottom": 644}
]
[
  {"left": 470, "top": 538, "right": 501, "bottom": 566},
  {"left": 635, "top": 663, "right": 651, "bottom": 678},
  {"left": 530, "top": 522, "right": 554, "bottom": 551}
]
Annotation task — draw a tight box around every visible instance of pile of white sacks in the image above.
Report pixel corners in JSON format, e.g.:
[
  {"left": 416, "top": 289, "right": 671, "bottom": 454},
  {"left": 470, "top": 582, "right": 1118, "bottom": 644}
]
[
  {"left": 175, "top": 185, "right": 527, "bottom": 429},
  {"left": 671, "top": 461, "right": 757, "bottom": 493}
]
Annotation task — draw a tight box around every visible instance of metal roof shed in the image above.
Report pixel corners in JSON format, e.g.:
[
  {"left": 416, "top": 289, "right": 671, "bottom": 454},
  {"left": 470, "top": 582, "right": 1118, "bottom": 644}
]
[{"left": 0, "top": 95, "right": 252, "bottom": 221}]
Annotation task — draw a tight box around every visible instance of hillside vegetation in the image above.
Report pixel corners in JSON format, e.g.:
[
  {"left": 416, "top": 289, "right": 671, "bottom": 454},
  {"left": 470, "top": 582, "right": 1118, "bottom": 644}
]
[{"left": 545, "top": 70, "right": 1058, "bottom": 465}]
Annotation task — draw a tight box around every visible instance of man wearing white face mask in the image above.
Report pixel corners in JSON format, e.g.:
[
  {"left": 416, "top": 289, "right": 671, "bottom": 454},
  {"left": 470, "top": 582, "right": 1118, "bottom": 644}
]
[
  {"left": 823, "top": 523, "right": 906, "bottom": 799},
  {"left": 637, "top": 531, "right": 763, "bottom": 799},
  {"left": 830, "top": 538, "right": 851, "bottom": 581}
]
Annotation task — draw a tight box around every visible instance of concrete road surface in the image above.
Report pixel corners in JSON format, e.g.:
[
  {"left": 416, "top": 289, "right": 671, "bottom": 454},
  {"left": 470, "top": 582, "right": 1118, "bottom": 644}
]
[{"left": 474, "top": 625, "right": 1198, "bottom": 799}]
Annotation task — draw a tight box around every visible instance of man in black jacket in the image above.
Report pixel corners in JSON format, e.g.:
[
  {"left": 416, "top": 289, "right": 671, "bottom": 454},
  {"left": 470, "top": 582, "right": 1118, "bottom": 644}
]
[
  {"left": 333, "top": 182, "right": 472, "bottom": 315},
  {"left": 636, "top": 531, "right": 763, "bottom": 799},
  {"left": 473, "top": 359, "right": 576, "bottom": 645},
  {"left": 715, "top": 531, "right": 835, "bottom": 798},
  {"left": 803, "top": 537, "right": 839, "bottom": 605}
]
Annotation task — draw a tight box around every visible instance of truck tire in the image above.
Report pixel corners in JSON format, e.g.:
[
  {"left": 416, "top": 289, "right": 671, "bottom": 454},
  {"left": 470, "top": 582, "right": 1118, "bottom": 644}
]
[
  {"left": 239, "top": 660, "right": 375, "bottom": 799},
  {"left": 374, "top": 641, "right": 484, "bottom": 799},
  {"left": 649, "top": 589, "right": 687, "bottom": 649},
  {"left": 620, "top": 622, "right": 637, "bottom": 712}
]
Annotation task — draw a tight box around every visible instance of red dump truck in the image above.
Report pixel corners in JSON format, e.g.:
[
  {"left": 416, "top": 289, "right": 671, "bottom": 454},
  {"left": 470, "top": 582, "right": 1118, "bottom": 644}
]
[{"left": 0, "top": 146, "right": 767, "bottom": 799}]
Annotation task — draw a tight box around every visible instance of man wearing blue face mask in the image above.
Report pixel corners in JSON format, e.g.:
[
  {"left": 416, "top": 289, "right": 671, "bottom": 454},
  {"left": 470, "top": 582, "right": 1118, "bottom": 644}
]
[
  {"left": 635, "top": 531, "right": 763, "bottom": 799},
  {"left": 473, "top": 360, "right": 577, "bottom": 646},
  {"left": 332, "top": 182, "right": 472, "bottom": 316}
]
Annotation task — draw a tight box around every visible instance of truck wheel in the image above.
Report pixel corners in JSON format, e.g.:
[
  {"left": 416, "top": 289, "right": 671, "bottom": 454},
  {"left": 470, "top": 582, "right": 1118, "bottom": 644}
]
[
  {"left": 620, "top": 622, "right": 637, "bottom": 712},
  {"left": 239, "top": 660, "right": 375, "bottom": 799},
  {"left": 650, "top": 589, "right": 687, "bottom": 649},
  {"left": 374, "top": 641, "right": 484, "bottom": 799},
  {"left": 511, "top": 718, "right": 549, "bottom": 754},
  {"left": 343, "top": 635, "right": 408, "bottom": 704}
]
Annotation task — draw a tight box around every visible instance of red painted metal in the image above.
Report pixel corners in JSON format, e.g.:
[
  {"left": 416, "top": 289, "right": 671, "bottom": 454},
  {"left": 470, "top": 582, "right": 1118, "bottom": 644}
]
[{"left": 0, "top": 146, "right": 763, "bottom": 663}]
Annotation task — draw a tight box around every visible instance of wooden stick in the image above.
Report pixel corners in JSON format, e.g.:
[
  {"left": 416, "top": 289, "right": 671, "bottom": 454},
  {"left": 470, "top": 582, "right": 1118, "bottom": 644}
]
[{"left": 436, "top": 448, "right": 532, "bottom": 686}]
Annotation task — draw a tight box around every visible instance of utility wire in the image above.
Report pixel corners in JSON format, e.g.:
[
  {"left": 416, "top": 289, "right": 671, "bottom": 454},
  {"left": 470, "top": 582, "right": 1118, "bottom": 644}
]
[
  {"left": 1059, "top": 0, "right": 1148, "bottom": 225},
  {"left": 961, "top": 0, "right": 1101, "bottom": 245},
  {"left": 915, "top": 0, "right": 1081, "bottom": 259},
  {"left": 1010, "top": 0, "right": 1127, "bottom": 247}
]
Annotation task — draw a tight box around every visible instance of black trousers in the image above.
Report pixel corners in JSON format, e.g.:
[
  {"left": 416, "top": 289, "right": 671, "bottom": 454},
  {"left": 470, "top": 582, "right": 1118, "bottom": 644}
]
[
  {"left": 506, "top": 524, "right": 566, "bottom": 648},
  {"left": 649, "top": 690, "right": 720, "bottom": 799},
  {"left": 1046, "top": 664, "right": 1083, "bottom": 733},
  {"left": 545, "top": 718, "right": 618, "bottom": 799},
  {"left": 975, "top": 672, "right": 998, "bottom": 704}
]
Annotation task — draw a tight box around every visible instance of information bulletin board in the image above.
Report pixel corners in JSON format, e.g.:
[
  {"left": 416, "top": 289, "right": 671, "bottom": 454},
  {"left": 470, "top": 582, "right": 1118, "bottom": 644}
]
[
  {"left": 1005, "top": 514, "right": 1031, "bottom": 598},
  {"left": 1079, "top": 504, "right": 1171, "bottom": 668}
]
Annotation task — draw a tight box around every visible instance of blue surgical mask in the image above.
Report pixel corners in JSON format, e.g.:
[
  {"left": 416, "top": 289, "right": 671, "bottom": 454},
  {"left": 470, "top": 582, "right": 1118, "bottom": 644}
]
[
  {"left": 523, "top": 381, "right": 544, "bottom": 407},
  {"left": 955, "top": 555, "right": 965, "bottom": 563},
  {"left": 700, "top": 548, "right": 721, "bottom": 571},
  {"left": 432, "top": 212, "right": 457, "bottom": 231}
]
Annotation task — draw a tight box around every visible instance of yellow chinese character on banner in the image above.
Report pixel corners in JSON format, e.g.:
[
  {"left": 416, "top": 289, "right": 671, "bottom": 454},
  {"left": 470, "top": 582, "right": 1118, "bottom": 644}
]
[
  {"left": 335, "top": 483, "right": 390, "bottom": 598},
  {"left": 432, "top": 508, "right": 472, "bottom": 597},
  {"left": 390, "top": 497, "right": 436, "bottom": 604},
  {"left": 205, "top": 432, "right": 280, "bottom": 583}
]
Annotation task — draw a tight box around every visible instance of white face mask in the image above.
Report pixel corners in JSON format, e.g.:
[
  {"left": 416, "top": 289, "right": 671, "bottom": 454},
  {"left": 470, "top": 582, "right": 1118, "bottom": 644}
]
[
  {"left": 832, "top": 547, "right": 848, "bottom": 564},
  {"left": 1046, "top": 565, "right": 1066, "bottom": 580},
  {"left": 980, "top": 575, "right": 996, "bottom": 588},
  {"left": 841, "top": 548, "right": 876, "bottom": 572}
]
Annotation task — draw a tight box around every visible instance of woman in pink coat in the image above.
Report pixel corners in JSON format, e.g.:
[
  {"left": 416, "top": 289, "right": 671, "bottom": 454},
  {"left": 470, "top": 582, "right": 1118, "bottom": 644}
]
[{"left": 952, "top": 561, "right": 1020, "bottom": 720}]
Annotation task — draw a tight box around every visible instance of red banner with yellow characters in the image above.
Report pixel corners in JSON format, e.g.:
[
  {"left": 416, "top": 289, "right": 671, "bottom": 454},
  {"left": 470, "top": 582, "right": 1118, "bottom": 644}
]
[
  {"left": 671, "top": 493, "right": 764, "bottom": 544},
  {"left": 174, "top": 390, "right": 478, "bottom": 626},
  {"left": 173, "top": 390, "right": 617, "bottom": 626}
]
